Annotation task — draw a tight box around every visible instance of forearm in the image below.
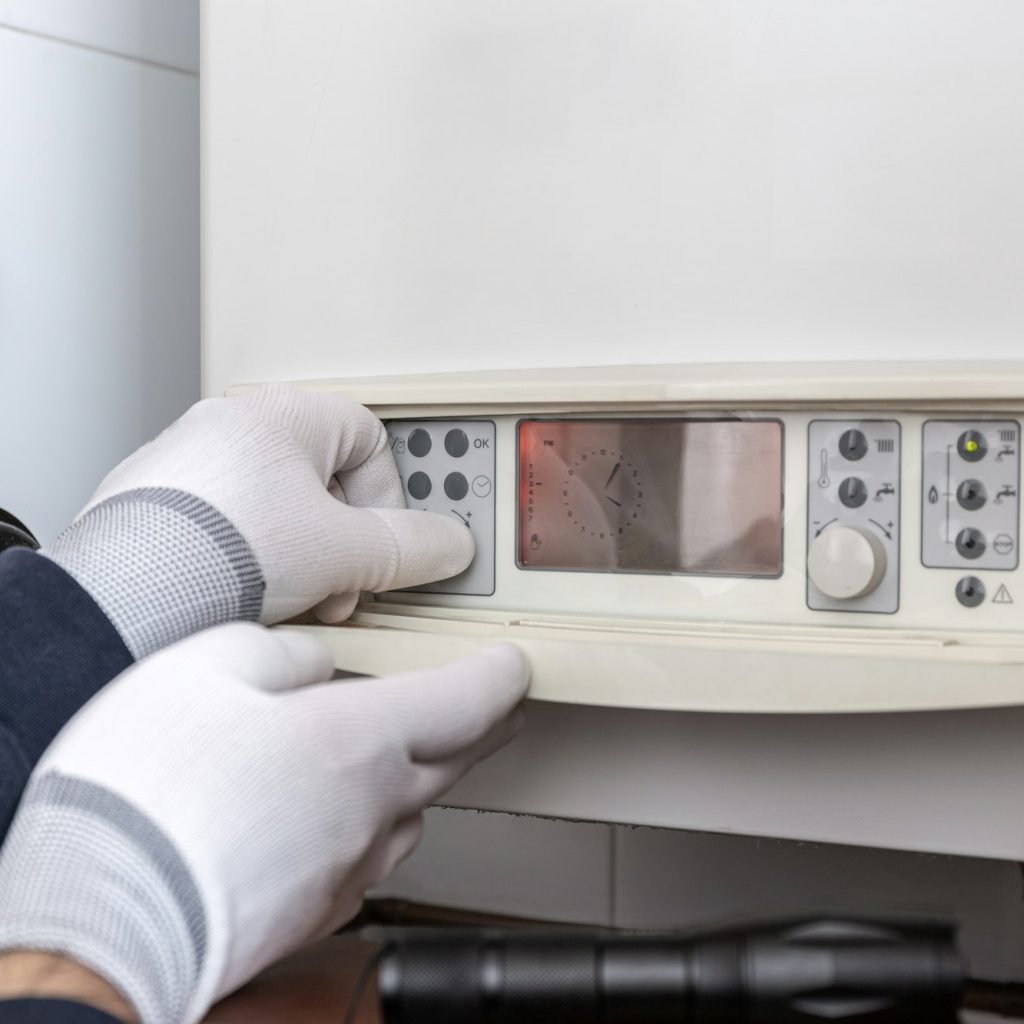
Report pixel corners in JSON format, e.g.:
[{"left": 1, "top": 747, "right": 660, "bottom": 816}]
[
  {"left": 0, "top": 549, "right": 133, "bottom": 841},
  {"left": 0, "top": 953, "right": 137, "bottom": 1022}
]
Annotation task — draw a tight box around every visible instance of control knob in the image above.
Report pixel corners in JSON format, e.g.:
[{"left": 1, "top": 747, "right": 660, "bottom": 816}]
[{"left": 807, "top": 526, "right": 887, "bottom": 600}]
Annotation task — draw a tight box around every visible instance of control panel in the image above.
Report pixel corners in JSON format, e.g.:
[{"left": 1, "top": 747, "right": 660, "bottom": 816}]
[
  {"left": 921, "top": 421, "right": 1020, "bottom": 579},
  {"left": 386, "top": 420, "right": 496, "bottom": 596},
  {"left": 376, "top": 407, "right": 1023, "bottom": 630},
  {"left": 235, "top": 364, "right": 1024, "bottom": 714},
  {"left": 806, "top": 421, "right": 900, "bottom": 614}
]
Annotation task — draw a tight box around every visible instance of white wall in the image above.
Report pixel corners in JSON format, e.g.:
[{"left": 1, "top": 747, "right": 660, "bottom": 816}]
[{"left": 0, "top": 2, "right": 199, "bottom": 545}]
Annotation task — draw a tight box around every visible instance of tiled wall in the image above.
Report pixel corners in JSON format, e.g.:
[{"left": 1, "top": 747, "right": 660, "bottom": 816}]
[
  {"left": 376, "top": 808, "right": 1024, "bottom": 982},
  {"left": 375, "top": 810, "right": 614, "bottom": 924},
  {"left": 0, "top": 1, "right": 200, "bottom": 544}
]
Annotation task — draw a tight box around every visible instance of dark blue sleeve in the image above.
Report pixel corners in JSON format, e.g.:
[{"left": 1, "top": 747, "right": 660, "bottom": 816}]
[
  {"left": 0, "top": 549, "right": 132, "bottom": 839},
  {"left": 0, "top": 1000, "right": 123, "bottom": 1023}
]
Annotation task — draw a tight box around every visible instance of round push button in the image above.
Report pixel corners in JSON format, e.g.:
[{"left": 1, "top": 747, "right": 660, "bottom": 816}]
[
  {"left": 957, "top": 430, "right": 987, "bottom": 462},
  {"left": 838, "top": 477, "right": 868, "bottom": 509},
  {"left": 444, "top": 429, "right": 470, "bottom": 458},
  {"left": 956, "top": 479, "right": 987, "bottom": 511},
  {"left": 839, "top": 429, "right": 868, "bottom": 461},
  {"left": 956, "top": 576, "right": 986, "bottom": 608},
  {"left": 408, "top": 429, "right": 432, "bottom": 458},
  {"left": 955, "top": 527, "right": 986, "bottom": 560},
  {"left": 407, "top": 472, "right": 432, "bottom": 500},
  {"left": 444, "top": 472, "right": 469, "bottom": 501}
]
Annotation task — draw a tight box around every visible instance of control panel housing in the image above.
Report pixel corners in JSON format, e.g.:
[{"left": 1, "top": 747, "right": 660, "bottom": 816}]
[{"left": 231, "top": 363, "right": 1024, "bottom": 716}]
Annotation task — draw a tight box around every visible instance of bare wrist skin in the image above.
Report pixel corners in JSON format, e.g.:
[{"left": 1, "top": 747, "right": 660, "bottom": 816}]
[{"left": 0, "top": 952, "right": 139, "bottom": 1022}]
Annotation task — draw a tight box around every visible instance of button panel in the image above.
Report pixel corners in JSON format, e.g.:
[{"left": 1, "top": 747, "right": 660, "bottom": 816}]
[
  {"left": 386, "top": 420, "right": 496, "bottom": 596},
  {"left": 922, "top": 421, "right": 1020, "bottom": 571},
  {"left": 807, "top": 420, "right": 901, "bottom": 613}
]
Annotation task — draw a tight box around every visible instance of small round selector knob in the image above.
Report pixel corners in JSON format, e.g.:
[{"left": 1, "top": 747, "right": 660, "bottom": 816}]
[
  {"left": 839, "top": 429, "right": 869, "bottom": 461},
  {"left": 838, "top": 477, "right": 869, "bottom": 509},
  {"left": 807, "top": 526, "right": 888, "bottom": 600},
  {"left": 956, "top": 479, "right": 987, "bottom": 511},
  {"left": 957, "top": 429, "right": 987, "bottom": 462}
]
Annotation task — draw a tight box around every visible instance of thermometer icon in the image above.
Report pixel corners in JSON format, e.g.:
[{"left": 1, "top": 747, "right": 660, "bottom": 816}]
[{"left": 818, "top": 449, "right": 831, "bottom": 489}]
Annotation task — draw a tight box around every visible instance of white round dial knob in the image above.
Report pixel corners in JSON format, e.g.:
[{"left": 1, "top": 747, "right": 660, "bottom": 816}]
[{"left": 807, "top": 526, "right": 887, "bottom": 600}]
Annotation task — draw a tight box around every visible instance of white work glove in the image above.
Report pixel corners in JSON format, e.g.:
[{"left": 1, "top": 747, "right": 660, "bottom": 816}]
[
  {"left": 45, "top": 385, "right": 472, "bottom": 658},
  {"left": 0, "top": 624, "right": 530, "bottom": 1024}
]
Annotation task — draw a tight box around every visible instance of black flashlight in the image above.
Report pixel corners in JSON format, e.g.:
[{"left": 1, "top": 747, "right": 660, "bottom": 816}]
[{"left": 379, "top": 918, "right": 962, "bottom": 1023}]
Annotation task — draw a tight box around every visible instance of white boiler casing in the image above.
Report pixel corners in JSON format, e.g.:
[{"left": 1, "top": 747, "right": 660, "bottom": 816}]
[{"left": 203, "top": 2, "right": 1024, "bottom": 860}]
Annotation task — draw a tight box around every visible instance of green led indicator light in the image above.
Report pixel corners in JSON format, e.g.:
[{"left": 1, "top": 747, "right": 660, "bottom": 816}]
[{"left": 966, "top": 439, "right": 979, "bottom": 453}]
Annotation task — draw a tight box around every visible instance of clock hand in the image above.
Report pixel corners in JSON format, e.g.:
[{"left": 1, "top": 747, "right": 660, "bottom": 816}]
[{"left": 604, "top": 463, "right": 621, "bottom": 489}]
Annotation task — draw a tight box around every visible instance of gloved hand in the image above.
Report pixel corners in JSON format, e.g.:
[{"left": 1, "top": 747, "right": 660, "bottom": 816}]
[
  {"left": 45, "top": 385, "right": 472, "bottom": 658},
  {"left": 0, "top": 624, "right": 530, "bottom": 1024}
]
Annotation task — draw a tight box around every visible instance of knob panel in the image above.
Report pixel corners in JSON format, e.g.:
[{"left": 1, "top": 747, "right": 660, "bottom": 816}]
[
  {"left": 808, "top": 527, "right": 887, "bottom": 600},
  {"left": 808, "top": 420, "right": 901, "bottom": 614}
]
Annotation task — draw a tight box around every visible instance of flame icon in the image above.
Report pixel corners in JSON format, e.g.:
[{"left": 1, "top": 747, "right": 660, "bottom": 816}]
[{"left": 928, "top": 486, "right": 939, "bottom": 505}]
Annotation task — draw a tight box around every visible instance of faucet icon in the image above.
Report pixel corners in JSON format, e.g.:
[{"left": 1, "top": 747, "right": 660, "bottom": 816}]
[
  {"left": 873, "top": 482, "right": 896, "bottom": 502},
  {"left": 995, "top": 486, "right": 1018, "bottom": 505},
  {"left": 996, "top": 445, "right": 1016, "bottom": 462}
]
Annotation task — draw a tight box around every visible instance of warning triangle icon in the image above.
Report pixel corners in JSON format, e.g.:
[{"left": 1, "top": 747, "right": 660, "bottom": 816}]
[{"left": 994, "top": 584, "right": 1014, "bottom": 605}]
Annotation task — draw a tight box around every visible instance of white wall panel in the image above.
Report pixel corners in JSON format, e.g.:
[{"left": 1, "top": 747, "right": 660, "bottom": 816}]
[
  {"left": 0, "top": 0, "right": 198, "bottom": 72},
  {"left": 443, "top": 702, "right": 1024, "bottom": 863},
  {"left": 203, "top": 0, "right": 1024, "bottom": 398},
  {"left": 0, "top": 28, "right": 199, "bottom": 544}
]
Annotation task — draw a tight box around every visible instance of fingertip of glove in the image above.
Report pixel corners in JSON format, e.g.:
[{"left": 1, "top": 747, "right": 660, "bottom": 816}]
[
  {"left": 436, "top": 518, "right": 476, "bottom": 578},
  {"left": 266, "top": 628, "right": 335, "bottom": 690},
  {"left": 372, "top": 508, "right": 476, "bottom": 588},
  {"left": 472, "top": 643, "right": 532, "bottom": 698},
  {"left": 163, "top": 623, "right": 334, "bottom": 692},
  {"left": 312, "top": 591, "right": 360, "bottom": 625}
]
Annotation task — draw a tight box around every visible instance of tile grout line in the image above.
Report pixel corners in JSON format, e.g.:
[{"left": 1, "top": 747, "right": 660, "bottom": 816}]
[
  {"left": 0, "top": 22, "right": 197, "bottom": 78},
  {"left": 609, "top": 826, "right": 618, "bottom": 928}
]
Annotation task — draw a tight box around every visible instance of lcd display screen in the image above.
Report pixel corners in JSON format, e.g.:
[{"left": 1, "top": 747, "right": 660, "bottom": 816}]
[{"left": 518, "top": 419, "right": 783, "bottom": 576}]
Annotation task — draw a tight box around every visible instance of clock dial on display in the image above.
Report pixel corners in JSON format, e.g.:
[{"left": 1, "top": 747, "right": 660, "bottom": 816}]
[
  {"left": 519, "top": 419, "right": 783, "bottom": 576},
  {"left": 563, "top": 450, "right": 643, "bottom": 540}
]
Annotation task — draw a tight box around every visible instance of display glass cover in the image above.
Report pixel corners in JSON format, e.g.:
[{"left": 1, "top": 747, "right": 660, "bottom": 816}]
[{"left": 518, "top": 419, "right": 783, "bottom": 576}]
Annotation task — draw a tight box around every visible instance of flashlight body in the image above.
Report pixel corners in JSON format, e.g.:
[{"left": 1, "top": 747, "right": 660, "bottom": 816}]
[{"left": 379, "top": 918, "right": 962, "bottom": 1023}]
